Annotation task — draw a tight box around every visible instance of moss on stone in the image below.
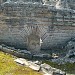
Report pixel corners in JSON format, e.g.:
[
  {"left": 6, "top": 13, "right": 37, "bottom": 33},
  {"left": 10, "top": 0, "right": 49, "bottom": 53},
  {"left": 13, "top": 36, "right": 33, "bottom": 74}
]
[{"left": 43, "top": 60, "right": 75, "bottom": 74}]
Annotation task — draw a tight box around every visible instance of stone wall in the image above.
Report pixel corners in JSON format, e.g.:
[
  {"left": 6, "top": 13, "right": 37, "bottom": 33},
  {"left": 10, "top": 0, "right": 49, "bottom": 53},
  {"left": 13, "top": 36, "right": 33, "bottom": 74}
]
[
  {"left": 67, "top": 0, "right": 75, "bottom": 10},
  {"left": 0, "top": 1, "right": 75, "bottom": 51}
]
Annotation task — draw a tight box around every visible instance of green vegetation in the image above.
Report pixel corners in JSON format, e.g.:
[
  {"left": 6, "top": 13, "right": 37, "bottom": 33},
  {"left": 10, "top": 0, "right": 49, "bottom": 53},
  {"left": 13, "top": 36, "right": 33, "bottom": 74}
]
[
  {"left": 1, "top": 50, "right": 75, "bottom": 75},
  {"left": 0, "top": 51, "right": 42, "bottom": 75},
  {"left": 43, "top": 60, "right": 75, "bottom": 74}
]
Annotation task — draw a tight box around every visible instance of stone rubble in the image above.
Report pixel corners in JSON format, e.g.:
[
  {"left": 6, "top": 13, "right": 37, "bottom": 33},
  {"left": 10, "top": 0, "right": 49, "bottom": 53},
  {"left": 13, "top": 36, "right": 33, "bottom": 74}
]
[
  {"left": 28, "top": 61, "right": 41, "bottom": 71},
  {"left": 33, "top": 54, "right": 52, "bottom": 60},
  {"left": 14, "top": 58, "right": 66, "bottom": 75},
  {"left": 14, "top": 58, "right": 27, "bottom": 65},
  {"left": 0, "top": 44, "right": 53, "bottom": 60},
  {"left": 1, "top": 43, "right": 75, "bottom": 64},
  {"left": 52, "top": 49, "right": 75, "bottom": 64},
  {"left": 66, "top": 49, "right": 75, "bottom": 58},
  {"left": 52, "top": 40, "right": 75, "bottom": 64},
  {"left": 0, "top": 44, "right": 32, "bottom": 59}
]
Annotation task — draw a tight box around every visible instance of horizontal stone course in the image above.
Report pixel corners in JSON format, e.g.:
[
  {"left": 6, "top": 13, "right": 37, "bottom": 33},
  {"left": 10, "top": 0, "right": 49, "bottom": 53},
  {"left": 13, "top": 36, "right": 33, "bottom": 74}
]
[{"left": 0, "top": 1, "right": 75, "bottom": 50}]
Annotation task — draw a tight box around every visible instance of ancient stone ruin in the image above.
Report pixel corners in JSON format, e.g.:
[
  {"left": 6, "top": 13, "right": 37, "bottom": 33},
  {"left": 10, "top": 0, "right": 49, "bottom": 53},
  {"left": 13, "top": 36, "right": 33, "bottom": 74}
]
[{"left": 0, "top": 0, "right": 75, "bottom": 53}]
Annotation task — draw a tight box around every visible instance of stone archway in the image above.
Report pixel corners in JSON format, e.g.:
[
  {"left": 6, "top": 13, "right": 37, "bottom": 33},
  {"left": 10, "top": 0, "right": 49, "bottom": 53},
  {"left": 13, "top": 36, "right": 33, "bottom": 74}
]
[{"left": 27, "top": 34, "right": 40, "bottom": 52}]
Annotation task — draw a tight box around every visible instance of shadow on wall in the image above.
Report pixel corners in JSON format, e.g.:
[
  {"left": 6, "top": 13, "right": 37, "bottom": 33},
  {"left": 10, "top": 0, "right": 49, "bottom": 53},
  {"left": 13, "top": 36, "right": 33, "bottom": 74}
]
[{"left": 27, "top": 34, "right": 41, "bottom": 52}]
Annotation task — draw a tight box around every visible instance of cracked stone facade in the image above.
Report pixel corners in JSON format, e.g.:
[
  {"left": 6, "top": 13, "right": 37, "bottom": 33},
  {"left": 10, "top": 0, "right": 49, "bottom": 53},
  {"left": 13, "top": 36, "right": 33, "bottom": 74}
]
[{"left": 0, "top": 0, "right": 75, "bottom": 52}]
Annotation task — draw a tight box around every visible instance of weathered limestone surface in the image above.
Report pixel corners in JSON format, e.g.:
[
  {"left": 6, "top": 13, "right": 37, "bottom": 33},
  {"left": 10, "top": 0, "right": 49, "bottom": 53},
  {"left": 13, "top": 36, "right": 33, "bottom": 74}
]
[
  {"left": 0, "top": 0, "right": 75, "bottom": 51},
  {"left": 14, "top": 58, "right": 66, "bottom": 75}
]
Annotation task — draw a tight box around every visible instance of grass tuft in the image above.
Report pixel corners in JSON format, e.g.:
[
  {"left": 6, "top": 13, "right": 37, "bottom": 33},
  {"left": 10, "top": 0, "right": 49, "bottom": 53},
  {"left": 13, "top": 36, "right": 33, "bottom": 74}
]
[{"left": 0, "top": 51, "right": 42, "bottom": 75}]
